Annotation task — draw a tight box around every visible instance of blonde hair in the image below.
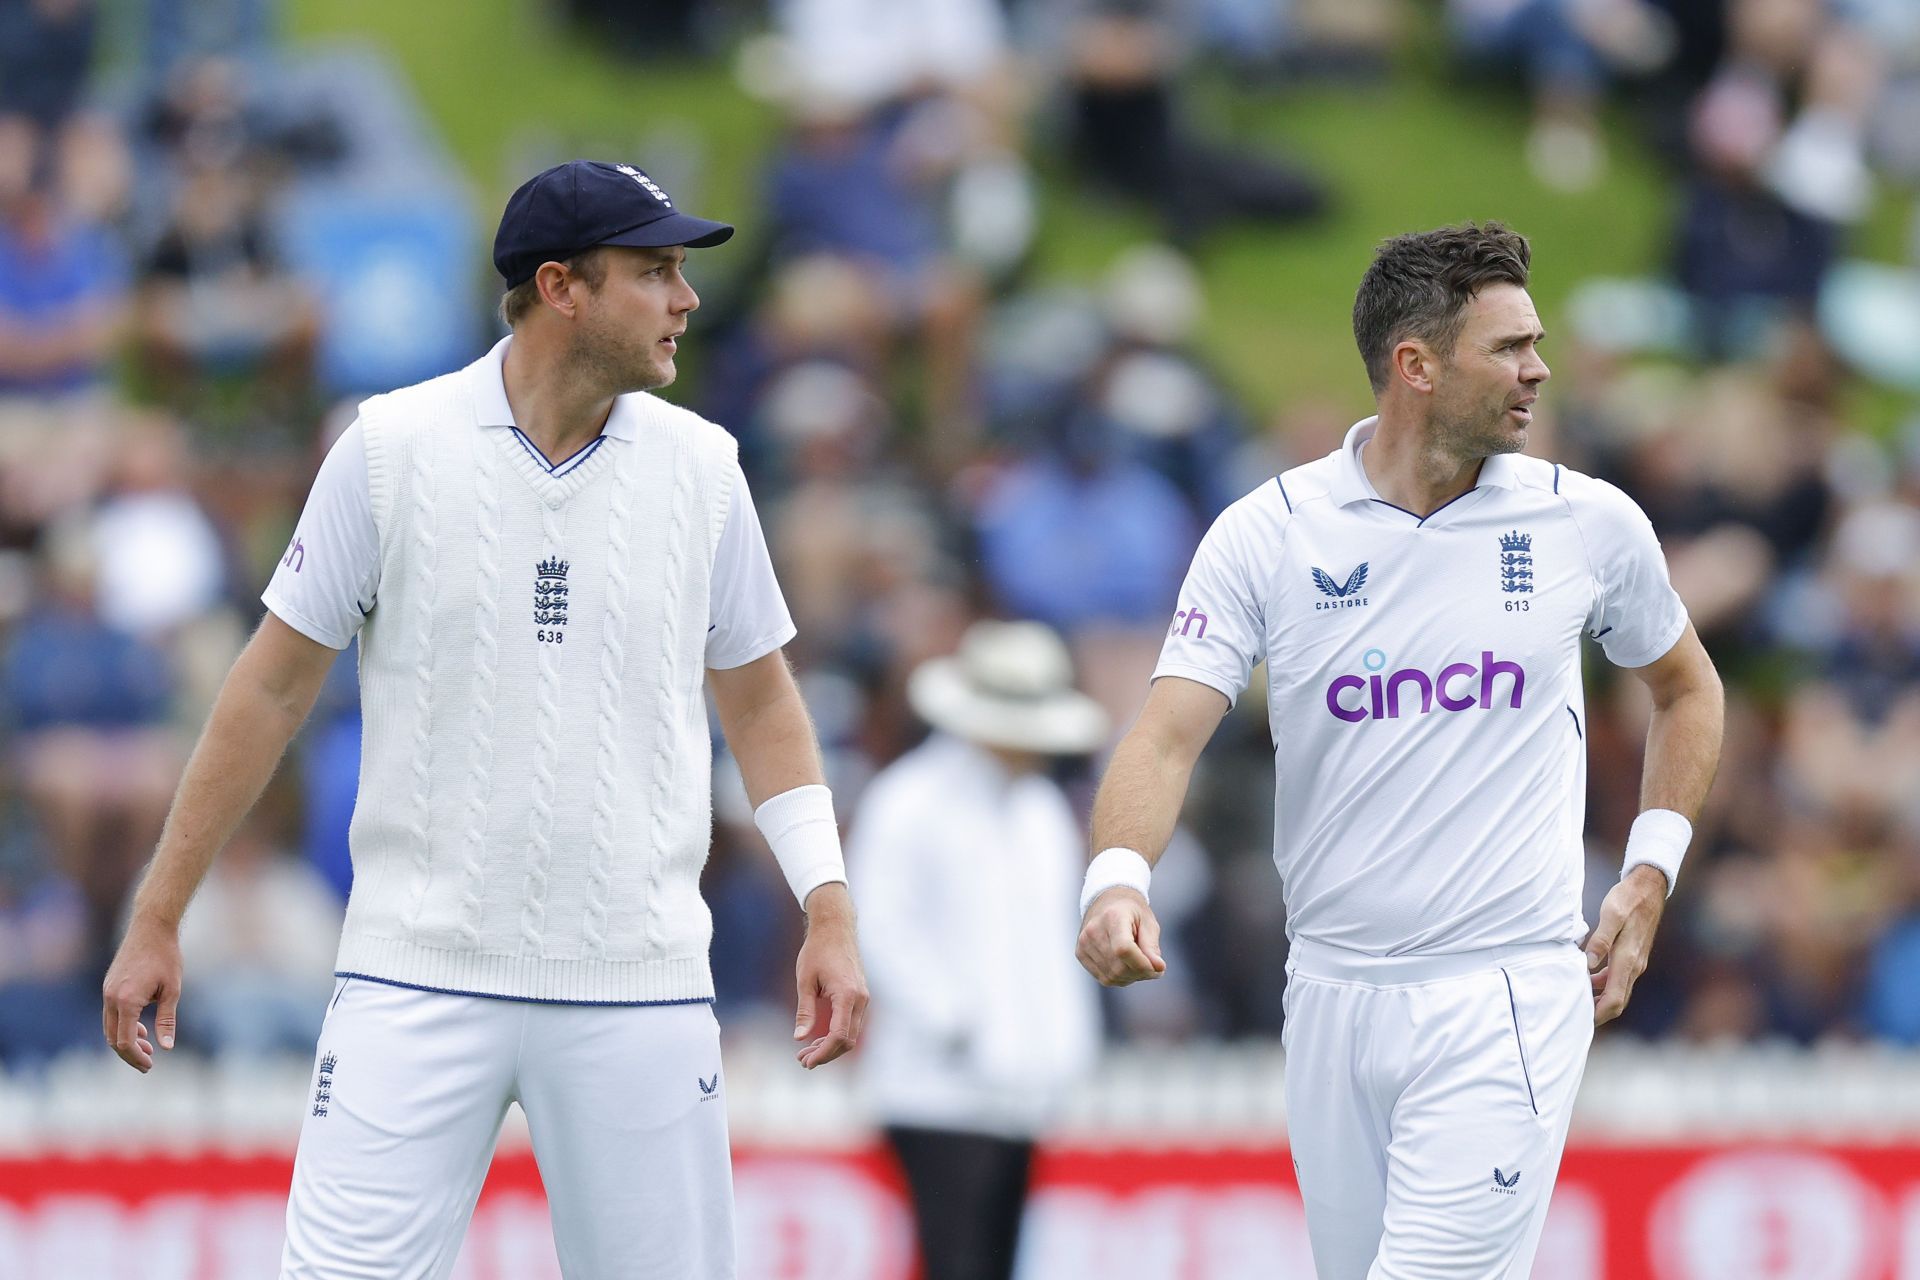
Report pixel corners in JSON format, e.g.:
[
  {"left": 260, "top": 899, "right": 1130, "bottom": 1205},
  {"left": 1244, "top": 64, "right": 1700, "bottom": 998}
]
[{"left": 497, "top": 248, "right": 609, "bottom": 327}]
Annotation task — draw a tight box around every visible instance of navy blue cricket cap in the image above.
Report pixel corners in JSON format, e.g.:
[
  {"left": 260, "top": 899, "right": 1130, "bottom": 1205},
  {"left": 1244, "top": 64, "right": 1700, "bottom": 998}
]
[{"left": 492, "top": 160, "right": 734, "bottom": 289}]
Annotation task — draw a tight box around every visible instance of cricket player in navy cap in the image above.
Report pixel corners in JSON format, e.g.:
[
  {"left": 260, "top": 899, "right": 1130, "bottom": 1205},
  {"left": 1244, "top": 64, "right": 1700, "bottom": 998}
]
[{"left": 103, "top": 159, "right": 869, "bottom": 1278}]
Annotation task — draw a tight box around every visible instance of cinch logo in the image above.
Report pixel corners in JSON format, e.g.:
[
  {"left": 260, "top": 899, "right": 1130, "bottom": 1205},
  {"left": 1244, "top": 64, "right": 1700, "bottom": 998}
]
[
  {"left": 1170, "top": 606, "right": 1209, "bottom": 639},
  {"left": 1325, "top": 649, "right": 1526, "bottom": 722}
]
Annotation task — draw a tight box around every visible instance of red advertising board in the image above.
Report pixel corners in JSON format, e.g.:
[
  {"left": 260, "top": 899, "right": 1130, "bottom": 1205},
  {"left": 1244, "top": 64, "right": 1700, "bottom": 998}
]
[{"left": 2, "top": 1142, "right": 1917, "bottom": 1278}]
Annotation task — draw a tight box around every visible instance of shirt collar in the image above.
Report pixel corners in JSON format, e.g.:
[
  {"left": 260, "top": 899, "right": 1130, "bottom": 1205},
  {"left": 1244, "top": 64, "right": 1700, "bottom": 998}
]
[
  {"left": 467, "top": 335, "right": 639, "bottom": 442},
  {"left": 1329, "top": 415, "right": 1521, "bottom": 507}
]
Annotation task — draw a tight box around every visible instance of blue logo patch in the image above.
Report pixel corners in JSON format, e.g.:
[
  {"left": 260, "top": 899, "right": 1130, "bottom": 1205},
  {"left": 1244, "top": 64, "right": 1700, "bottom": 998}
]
[
  {"left": 1492, "top": 1167, "right": 1520, "bottom": 1194},
  {"left": 535, "top": 556, "right": 570, "bottom": 642},
  {"left": 312, "top": 1052, "right": 337, "bottom": 1118},
  {"left": 1313, "top": 563, "right": 1368, "bottom": 598},
  {"left": 1312, "top": 563, "right": 1371, "bottom": 612},
  {"left": 1499, "top": 532, "right": 1533, "bottom": 594},
  {"left": 698, "top": 1073, "right": 720, "bottom": 1099}
]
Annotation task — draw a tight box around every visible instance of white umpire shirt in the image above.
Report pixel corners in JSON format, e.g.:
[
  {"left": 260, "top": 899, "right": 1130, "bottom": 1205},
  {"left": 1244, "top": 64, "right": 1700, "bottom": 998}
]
[
  {"left": 1155, "top": 418, "right": 1689, "bottom": 958},
  {"left": 849, "top": 733, "right": 1101, "bottom": 1140},
  {"left": 262, "top": 410, "right": 793, "bottom": 668}
]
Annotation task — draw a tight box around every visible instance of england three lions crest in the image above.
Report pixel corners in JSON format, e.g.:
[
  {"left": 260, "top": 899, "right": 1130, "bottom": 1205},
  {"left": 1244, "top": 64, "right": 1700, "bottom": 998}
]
[
  {"left": 1499, "top": 532, "right": 1533, "bottom": 594},
  {"left": 535, "top": 556, "right": 570, "bottom": 640}
]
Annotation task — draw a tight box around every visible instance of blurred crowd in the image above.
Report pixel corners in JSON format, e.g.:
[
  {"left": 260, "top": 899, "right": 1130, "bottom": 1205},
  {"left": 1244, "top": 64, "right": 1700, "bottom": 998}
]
[{"left": 0, "top": 0, "right": 1917, "bottom": 1069}]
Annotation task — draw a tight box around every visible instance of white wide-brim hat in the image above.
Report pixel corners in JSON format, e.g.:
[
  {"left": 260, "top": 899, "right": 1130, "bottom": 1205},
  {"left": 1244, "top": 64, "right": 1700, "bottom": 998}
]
[{"left": 907, "top": 620, "right": 1111, "bottom": 756}]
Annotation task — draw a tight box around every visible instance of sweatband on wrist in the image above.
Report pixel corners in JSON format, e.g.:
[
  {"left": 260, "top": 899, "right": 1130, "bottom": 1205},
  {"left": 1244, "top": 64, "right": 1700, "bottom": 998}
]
[
  {"left": 1080, "top": 847, "right": 1153, "bottom": 918},
  {"left": 753, "top": 784, "right": 847, "bottom": 908},
  {"left": 1621, "top": 809, "right": 1691, "bottom": 898}
]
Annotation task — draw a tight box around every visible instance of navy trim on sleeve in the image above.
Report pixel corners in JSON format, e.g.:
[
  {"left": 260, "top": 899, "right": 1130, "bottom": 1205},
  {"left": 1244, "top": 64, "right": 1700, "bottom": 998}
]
[{"left": 1276, "top": 475, "right": 1294, "bottom": 513}]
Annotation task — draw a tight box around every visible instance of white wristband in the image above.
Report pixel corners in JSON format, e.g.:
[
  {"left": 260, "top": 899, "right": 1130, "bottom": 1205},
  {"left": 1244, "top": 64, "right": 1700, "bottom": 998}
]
[
  {"left": 753, "top": 784, "right": 848, "bottom": 909},
  {"left": 1621, "top": 808, "right": 1692, "bottom": 898},
  {"left": 1080, "top": 847, "right": 1153, "bottom": 918}
]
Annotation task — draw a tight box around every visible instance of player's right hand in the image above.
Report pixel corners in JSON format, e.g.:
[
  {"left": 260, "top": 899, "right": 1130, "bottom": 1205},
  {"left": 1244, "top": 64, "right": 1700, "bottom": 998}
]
[
  {"left": 1076, "top": 888, "right": 1167, "bottom": 987},
  {"left": 101, "top": 915, "right": 184, "bottom": 1073}
]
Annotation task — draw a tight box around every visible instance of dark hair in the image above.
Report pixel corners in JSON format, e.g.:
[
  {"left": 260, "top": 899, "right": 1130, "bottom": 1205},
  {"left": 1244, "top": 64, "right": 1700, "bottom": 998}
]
[
  {"left": 1351, "top": 223, "right": 1531, "bottom": 393},
  {"left": 497, "top": 247, "right": 609, "bottom": 327}
]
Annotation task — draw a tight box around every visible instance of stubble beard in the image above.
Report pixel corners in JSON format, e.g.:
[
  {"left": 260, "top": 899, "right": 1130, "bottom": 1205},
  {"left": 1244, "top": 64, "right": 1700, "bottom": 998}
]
[
  {"left": 568, "top": 318, "right": 673, "bottom": 397},
  {"left": 1430, "top": 390, "right": 1526, "bottom": 463}
]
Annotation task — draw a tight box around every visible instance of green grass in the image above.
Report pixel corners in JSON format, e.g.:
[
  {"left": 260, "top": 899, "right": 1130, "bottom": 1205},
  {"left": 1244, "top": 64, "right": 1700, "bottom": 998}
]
[
  {"left": 1027, "top": 70, "right": 1676, "bottom": 419},
  {"left": 284, "top": 0, "right": 776, "bottom": 225},
  {"left": 284, "top": 0, "right": 1914, "bottom": 428}
]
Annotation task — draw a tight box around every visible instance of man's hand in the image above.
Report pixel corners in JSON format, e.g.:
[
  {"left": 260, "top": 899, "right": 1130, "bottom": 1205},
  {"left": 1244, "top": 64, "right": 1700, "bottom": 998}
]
[
  {"left": 793, "top": 883, "right": 868, "bottom": 1069},
  {"left": 1585, "top": 864, "right": 1668, "bottom": 1026},
  {"left": 101, "top": 915, "right": 184, "bottom": 1072},
  {"left": 1076, "top": 887, "right": 1167, "bottom": 987}
]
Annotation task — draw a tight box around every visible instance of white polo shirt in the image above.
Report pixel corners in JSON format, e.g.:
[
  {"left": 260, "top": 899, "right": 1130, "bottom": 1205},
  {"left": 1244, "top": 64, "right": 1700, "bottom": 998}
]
[{"left": 1155, "top": 419, "right": 1688, "bottom": 957}]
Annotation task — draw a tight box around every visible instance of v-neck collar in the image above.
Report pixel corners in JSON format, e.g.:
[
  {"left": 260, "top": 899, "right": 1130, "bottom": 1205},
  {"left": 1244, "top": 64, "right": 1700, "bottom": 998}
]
[
  {"left": 494, "top": 423, "right": 617, "bottom": 506},
  {"left": 1334, "top": 417, "right": 1519, "bottom": 528},
  {"left": 468, "top": 335, "right": 633, "bottom": 506}
]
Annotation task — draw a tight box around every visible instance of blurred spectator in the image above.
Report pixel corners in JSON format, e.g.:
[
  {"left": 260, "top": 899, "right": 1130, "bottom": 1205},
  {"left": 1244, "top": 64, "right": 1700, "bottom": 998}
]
[
  {"left": 89, "top": 411, "right": 229, "bottom": 638},
  {"left": 1, "top": 518, "right": 182, "bottom": 946},
  {"left": 1778, "top": 503, "right": 1920, "bottom": 828},
  {"left": 772, "top": 0, "right": 1012, "bottom": 117},
  {"left": 134, "top": 162, "right": 320, "bottom": 419},
  {"left": 970, "top": 409, "right": 1198, "bottom": 637},
  {"left": 1859, "top": 833, "right": 1920, "bottom": 1043},
  {"left": 757, "top": 120, "right": 987, "bottom": 447},
  {"left": 0, "top": 183, "right": 129, "bottom": 398},
  {"left": 0, "top": 0, "right": 94, "bottom": 133},
  {"left": 759, "top": 361, "right": 968, "bottom": 678},
  {"left": 1059, "top": 1, "right": 1327, "bottom": 239},
  {"left": 143, "top": 0, "right": 278, "bottom": 86},
  {"left": 1092, "top": 244, "right": 1246, "bottom": 519},
  {"left": 0, "top": 812, "right": 97, "bottom": 1068},
  {"left": 0, "top": 398, "right": 118, "bottom": 546},
  {"left": 1674, "top": 0, "right": 1880, "bottom": 355},
  {"left": 1448, "top": 0, "right": 1677, "bottom": 190},
  {"left": 850, "top": 621, "right": 1105, "bottom": 1280},
  {"left": 739, "top": 0, "right": 1035, "bottom": 447},
  {"left": 700, "top": 255, "right": 896, "bottom": 472},
  {"left": 138, "top": 52, "right": 348, "bottom": 180},
  {"left": 0, "top": 0, "right": 129, "bottom": 221},
  {"left": 171, "top": 808, "right": 342, "bottom": 1058}
]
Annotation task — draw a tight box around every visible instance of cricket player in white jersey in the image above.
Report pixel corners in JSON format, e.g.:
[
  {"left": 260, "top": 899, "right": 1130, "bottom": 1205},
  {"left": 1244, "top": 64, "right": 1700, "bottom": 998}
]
[
  {"left": 1076, "top": 223, "right": 1724, "bottom": 1278},
  {"left": 100, "top": 159, "right": 869, "bottom": 1278}
]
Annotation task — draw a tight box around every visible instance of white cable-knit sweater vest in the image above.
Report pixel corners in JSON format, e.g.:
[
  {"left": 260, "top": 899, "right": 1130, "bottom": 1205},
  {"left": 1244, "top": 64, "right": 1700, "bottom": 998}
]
[{"left": 336, "top": 370, "right": 736, "bottom": 1003}]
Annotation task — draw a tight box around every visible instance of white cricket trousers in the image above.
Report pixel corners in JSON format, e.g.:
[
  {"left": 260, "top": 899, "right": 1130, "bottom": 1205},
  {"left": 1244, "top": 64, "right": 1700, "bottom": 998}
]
[
  {"left": 1281, "top": 939, "right": 1593, "bottom": 1280},
  {"left": 281, "top": 977, "right": 736, "bottom": 1279}
]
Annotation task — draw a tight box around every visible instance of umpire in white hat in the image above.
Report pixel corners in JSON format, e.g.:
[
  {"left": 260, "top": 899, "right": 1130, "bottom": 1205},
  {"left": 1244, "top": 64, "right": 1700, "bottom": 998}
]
[{"left": 848, "top": 619, "right": 1108, "bottom": 1280}]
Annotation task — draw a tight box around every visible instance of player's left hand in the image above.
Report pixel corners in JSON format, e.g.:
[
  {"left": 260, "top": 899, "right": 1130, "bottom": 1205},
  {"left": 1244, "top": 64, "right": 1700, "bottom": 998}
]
[
  {"left": 793, "top": 883, "right": 867, "bottom": 1069},
  {"left": 1584, "top": 864, "right": 1668, "bottom": 1026}
]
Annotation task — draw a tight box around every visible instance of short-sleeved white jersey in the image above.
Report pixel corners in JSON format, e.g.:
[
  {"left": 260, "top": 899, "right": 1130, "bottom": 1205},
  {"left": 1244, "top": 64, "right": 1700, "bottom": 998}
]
[
  {"left": 262, "top": 339, "right": 794, "bottom": 670},
  {"left": 1155, "top": 418, "right": 1688, "bottom": 956}
]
